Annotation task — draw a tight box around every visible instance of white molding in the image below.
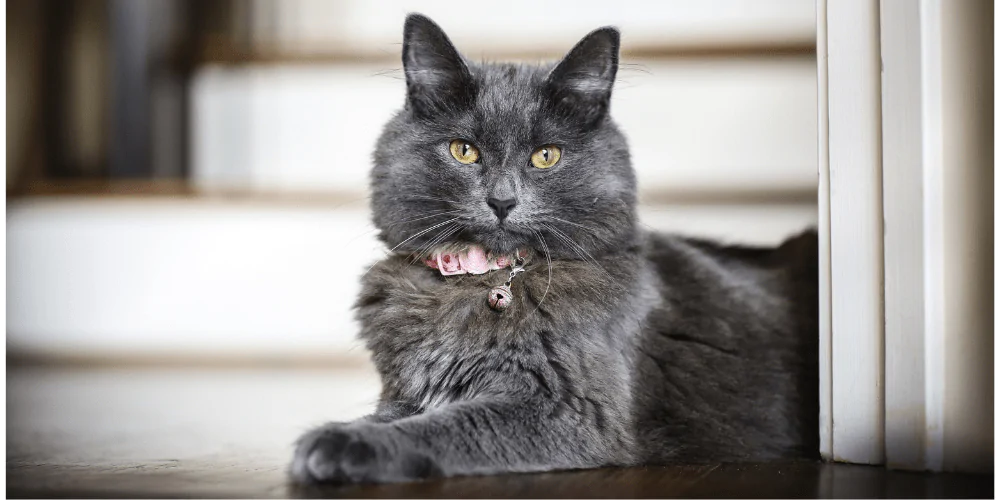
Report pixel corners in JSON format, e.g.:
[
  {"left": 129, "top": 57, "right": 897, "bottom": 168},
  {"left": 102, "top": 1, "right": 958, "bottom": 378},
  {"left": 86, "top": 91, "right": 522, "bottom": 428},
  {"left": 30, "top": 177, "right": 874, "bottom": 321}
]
[
  {"left": 869, "top": 0, "right": 993, "bottom": 473},
  {"left": 879, "top": 0, "right": 929, "bottom": 471},
  {"left": 815, "top": 0, "right": 833, "bottom": 462},
  {"left": 918, "top": 0, "right": 947, "bottom": 473},
  {"left": 824, "top": 0, "right": 886, "bottom": 465}
]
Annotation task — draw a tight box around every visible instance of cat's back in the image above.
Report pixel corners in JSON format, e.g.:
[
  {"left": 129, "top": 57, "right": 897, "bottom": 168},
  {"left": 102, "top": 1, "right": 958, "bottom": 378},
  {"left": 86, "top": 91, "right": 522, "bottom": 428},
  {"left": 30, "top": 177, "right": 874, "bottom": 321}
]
[
  {"left": 645, "top": 229, "right": 817, "bottom": 298},
  {"left": 643, "top": 229, "right": 817, "bottom": 340},
  {"left": 634, "top": 229, "right": 819, "bottom": 463}
]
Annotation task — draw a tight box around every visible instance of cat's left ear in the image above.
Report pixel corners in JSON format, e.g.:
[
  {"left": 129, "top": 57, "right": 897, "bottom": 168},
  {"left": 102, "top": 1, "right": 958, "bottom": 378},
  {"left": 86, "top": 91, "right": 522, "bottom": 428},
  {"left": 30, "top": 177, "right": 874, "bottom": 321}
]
[
  {"left": 402, "top": 14, "right": 474, "bottom": 116},
  {"left": 545, "top": 27, "right": 620, "bottom": 124}
]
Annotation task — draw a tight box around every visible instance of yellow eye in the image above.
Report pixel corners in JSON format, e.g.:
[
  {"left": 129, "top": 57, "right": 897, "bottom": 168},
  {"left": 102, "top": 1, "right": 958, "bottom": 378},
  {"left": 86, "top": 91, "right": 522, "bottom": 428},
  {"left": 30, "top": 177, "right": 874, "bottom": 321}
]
[
  {"left": 449, "top": 140, "right": 480, "bottom": 164},
  {"left": 530, "top": 145, "right": 562, "bottom": 169}
]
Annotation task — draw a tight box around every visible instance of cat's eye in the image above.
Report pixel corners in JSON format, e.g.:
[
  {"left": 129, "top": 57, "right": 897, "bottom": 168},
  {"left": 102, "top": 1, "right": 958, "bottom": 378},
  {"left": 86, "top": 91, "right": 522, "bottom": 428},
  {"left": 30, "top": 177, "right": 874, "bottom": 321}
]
[
  {"left": 530, "top": 145, "right": 562, "bottom": 169},
  {"left": 449, "top": 140, "right": 480, "bottom": 164}
]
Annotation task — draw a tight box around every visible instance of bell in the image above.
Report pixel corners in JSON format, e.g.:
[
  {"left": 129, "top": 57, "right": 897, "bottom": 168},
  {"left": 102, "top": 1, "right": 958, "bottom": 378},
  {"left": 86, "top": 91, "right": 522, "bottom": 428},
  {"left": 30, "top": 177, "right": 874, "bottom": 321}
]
[{"left": 487, "top": 285, "right": 513, "bottom": 311}]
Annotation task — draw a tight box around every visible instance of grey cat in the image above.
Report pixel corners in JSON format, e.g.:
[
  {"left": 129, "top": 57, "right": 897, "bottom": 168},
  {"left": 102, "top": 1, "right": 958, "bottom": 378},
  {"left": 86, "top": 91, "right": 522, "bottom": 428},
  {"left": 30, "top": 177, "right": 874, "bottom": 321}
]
[{"left": 290, "top": 14, "right": 818, "bottom": 484}]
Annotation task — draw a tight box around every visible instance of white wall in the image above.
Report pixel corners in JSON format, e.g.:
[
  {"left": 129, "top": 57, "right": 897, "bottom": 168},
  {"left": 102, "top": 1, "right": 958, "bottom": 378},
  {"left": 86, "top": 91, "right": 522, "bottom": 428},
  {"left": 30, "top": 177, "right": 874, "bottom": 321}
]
[
  {"left": 932, "top": 0, "right": 993, "bottom": 474},
  {"left": 244, "top": 0, "right": 815, "bottom": 51}
]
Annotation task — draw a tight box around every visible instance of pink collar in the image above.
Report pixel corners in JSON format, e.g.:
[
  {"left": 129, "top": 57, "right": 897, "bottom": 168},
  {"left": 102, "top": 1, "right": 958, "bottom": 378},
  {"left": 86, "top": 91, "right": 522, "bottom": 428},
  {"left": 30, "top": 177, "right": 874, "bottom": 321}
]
[{"left": 423, "top": 245, "right": 528, "bottom": 276}]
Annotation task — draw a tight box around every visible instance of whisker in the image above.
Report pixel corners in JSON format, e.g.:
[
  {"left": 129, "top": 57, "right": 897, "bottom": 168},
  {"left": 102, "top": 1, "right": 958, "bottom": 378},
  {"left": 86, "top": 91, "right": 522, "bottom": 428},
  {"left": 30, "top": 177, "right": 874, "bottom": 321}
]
[
  {"left": 408, "top": 222, "right": 462, "bottom": 265},
  {"left": 542, "top": 223, "right": 638, "bottom": 319},
  {"left": 342, "top": 209, "right": 459, "bottom": 249},
  {"left": 543, "top": 223, "right": 625, "bottom": 292},
  {"left": 546, "top": 215, "right": 616, "bottom": 248},
  {"left": 544, "top": 225, "right": 590, "bottom": 264},
  {"left": 407, "top": 228, "right": 446, "bottom": 264},
  {"left": 386, "top": 217, "right": 461, "bottom": 255},
  {"left": 529, "top": 228, "right": 553, "bottom": 315},
  {"left": 396, "top": 194, "right": 462, "bottom": 204},
  {"left": 428, "top": 223, "right": 463, "bottom": 251},
  {"left": 547, "top": 215, "right": 596, "bottom": 231},
  {"left": 342, "top": 225, "right": 381, "bottom": 247},
  {"left": 322, "top": 194, "right": 372, "bottom": 211},
  {"left": 386, "top": 210, "right": 462, "bottom": 227},
  {"left": 360, "top": 217, "right": 461, "bottom": 280}
]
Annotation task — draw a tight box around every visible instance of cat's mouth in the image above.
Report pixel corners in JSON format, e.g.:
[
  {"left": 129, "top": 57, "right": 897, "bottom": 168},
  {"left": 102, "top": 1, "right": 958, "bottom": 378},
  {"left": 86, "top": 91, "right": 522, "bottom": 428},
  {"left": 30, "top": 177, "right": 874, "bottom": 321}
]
[{"left": 461, "top": 224, "right": 533, "bottom": 257}]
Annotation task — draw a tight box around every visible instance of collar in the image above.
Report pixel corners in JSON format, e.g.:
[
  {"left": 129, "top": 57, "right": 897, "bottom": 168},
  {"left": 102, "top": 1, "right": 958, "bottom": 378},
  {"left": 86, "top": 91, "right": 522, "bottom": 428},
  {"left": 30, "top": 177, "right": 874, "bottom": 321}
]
[{"left": 423, "top": 245, "right": 528, "bottom": 276}]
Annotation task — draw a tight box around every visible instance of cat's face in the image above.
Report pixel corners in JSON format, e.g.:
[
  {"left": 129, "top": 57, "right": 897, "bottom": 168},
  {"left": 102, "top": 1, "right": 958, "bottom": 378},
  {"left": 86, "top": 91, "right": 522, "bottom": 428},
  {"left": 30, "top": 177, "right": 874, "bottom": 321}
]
[{"left": 370, "top": 14, "right": 637, "bottom": 260}]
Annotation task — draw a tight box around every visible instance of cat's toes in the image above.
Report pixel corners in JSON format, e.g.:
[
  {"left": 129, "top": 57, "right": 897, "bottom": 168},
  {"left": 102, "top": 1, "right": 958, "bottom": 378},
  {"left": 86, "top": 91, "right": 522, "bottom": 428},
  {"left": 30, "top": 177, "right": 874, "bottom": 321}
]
[
  {"left": 291, "top": 427, "right": 367, "bottom": 484},
  {"left": 394, "top": 452, "right": 443, "bottom": 481},
  {"left": 303, "top": 431, "right": 352, "bottom": 482},
  {"left": 290, "top": 425, "right": 441, "bottom": 484},
  {"left": 336, "top": 438, "right": 380, "bottom": 478}
]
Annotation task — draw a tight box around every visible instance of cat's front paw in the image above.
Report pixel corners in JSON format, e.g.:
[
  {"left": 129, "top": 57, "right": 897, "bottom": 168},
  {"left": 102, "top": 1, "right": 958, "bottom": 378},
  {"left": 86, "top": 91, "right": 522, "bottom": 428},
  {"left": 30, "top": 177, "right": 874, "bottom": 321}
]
[{"left": 290, "top": 423, "right": 441, "bottom": 485}]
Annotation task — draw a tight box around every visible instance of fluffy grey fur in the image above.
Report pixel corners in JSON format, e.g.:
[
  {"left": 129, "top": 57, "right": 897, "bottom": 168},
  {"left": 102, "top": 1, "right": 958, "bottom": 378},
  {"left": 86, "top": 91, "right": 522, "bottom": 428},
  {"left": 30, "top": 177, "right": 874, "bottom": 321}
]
[{"left": 290, "top": 14, "right": 818, "bottom": 484}]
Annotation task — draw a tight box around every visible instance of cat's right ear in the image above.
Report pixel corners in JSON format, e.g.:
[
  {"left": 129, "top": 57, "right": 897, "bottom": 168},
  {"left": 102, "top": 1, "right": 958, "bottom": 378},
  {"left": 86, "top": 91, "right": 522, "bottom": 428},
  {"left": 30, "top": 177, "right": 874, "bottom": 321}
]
[
  {"left": 545, "top": 27, "right": 620, "bottom": 126},
  {"left": 402, "top": 14, "right": 474, "bottom": 116}
]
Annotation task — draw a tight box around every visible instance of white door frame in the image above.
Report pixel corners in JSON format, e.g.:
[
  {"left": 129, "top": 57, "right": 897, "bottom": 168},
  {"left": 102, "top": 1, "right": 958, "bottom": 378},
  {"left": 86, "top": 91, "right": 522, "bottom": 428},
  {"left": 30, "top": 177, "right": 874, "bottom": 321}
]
[
  {"left": 817, "top": 0, "right": 886, "bottom": 466},
  {"left": 818, "top": 0, "right": 993, "bottom": 473},
  {"left": 880, "top": 0, "right": 936, "bottom": 472}
]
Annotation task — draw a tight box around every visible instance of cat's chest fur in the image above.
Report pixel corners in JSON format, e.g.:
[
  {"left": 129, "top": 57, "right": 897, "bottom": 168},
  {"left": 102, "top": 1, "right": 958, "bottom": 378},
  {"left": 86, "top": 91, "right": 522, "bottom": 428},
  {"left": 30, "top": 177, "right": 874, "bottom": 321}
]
[{"left": 354, "top": 254, "right": 650, "bottom": 411}]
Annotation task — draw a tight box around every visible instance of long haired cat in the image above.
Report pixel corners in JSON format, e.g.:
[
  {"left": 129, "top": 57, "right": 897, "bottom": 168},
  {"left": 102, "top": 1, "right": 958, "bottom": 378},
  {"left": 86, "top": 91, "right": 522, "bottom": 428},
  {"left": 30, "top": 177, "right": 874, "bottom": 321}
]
[{"left": 291, "top": 14, "right": 818, "bottom": 484}]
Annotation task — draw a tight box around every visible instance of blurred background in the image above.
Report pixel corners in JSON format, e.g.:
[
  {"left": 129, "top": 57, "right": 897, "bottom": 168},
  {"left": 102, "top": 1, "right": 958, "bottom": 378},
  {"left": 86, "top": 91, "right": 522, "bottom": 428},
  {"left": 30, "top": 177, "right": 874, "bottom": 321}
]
[{"left": 7, "top": 0, "right": 818, "bottom": 366}]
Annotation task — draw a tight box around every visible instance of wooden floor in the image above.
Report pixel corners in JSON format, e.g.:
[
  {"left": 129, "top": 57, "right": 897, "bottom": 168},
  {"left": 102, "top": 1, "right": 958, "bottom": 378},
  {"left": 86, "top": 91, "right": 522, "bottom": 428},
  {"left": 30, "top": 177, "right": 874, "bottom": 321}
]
[{"left": 7, "top": 366, "right": 992, "bottom": 498}]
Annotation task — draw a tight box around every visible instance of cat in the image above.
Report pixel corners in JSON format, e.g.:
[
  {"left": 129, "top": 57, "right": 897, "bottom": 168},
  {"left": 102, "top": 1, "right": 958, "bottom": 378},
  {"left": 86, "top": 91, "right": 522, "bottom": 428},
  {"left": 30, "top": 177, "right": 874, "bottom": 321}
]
[{"left": 290, "top": 13, "right": 819, "bottom": 485}]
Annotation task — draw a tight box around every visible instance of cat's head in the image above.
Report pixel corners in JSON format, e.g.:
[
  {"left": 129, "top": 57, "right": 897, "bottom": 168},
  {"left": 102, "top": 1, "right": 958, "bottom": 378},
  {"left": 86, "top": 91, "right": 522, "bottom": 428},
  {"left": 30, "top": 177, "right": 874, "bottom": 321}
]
[{"left": 371, "top": 14, "right": 637, "bottom": 260}]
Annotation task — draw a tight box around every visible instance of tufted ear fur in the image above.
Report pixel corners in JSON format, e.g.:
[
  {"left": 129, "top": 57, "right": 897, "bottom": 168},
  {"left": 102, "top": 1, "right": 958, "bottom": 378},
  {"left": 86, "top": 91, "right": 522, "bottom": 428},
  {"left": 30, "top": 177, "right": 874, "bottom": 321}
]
[
  {"left": 545, "top": 27, "right": 620, "bottom": 125},
  {"left": 402, "top": 14, "right": 475, "bottom": 116}
]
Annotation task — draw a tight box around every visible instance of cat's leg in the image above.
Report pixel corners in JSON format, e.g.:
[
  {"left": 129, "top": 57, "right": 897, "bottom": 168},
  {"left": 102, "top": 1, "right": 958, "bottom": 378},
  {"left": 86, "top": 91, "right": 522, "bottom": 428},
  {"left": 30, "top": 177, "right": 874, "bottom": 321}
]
[
  {"left": 288, "top": 399, "right": 418, "bottom": 481},
  {"left": 290, "top": 397, "right": 623, "bottom": 484}
]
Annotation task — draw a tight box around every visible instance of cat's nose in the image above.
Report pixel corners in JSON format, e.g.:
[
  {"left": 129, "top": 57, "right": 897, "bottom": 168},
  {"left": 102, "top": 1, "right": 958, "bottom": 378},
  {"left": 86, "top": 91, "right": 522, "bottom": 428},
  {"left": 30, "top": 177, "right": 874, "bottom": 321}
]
[{"left": 487, "top": 197, "right": 517, "bottom": 220}]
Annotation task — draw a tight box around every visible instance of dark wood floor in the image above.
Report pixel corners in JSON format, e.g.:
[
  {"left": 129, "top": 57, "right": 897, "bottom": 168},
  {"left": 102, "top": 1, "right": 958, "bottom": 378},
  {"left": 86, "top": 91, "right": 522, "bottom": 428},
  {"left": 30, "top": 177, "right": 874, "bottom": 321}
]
[
  {"left": 9, "top": 462, "right": 993, "bottom": 499},
  {"left": 7, "top": 367, "right": 993, "bottom": 498}
]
